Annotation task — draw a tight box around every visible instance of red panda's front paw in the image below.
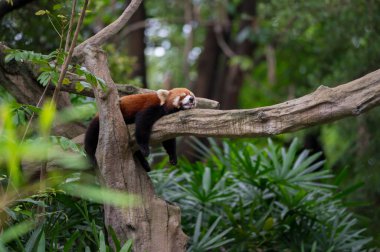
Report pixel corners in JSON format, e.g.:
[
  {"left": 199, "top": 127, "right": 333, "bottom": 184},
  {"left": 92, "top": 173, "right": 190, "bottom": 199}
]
[{"left": 140, "top": 145, "right": 150, "bottom": 157}]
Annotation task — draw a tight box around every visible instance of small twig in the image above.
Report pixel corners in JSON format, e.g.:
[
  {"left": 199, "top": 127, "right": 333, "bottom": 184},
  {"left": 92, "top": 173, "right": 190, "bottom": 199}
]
[
  {"left": 64, "top": 0, "right": 77, "bottom": 52},
  {"left": 47, "top": 14, "right": 63, "bottom": 39},
  {"left": 51, "top": 0, "right": 89, "bottom": 103}
]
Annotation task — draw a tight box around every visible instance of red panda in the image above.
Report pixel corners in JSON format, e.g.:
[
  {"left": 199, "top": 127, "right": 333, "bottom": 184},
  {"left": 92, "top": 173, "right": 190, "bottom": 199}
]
[{"left": 84, "top": 88, "right": 196, "bottom": 172}]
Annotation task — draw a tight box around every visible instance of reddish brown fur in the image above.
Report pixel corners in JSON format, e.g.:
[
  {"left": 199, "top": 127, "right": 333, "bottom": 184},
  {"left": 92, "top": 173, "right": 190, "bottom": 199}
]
[
  {"left": 165, "top": 88, "right": 194, "bottom": 110},
  {"left": 84, "top": 88, "right": 195, "bottom": 170},
  {"left": 119, "top": 88, "right": 193, "bottom": 116},
  {"left": 119, "top": 93, "right": 161, "bottom": 118}
]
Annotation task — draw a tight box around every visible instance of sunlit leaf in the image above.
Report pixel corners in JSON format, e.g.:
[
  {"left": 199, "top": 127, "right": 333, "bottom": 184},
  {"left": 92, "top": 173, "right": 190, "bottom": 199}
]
[
  {"left": 35, "top": 10, "right": 46, "bottom": 16},
  {"left": 61, "top": 183, "right": 141, "bottom": 207},
  {"left": 53, "top": 4, "right": 62, "bottom": 10},
  {"left": 120, "top": 239, "right": 133, "bottom": 252},
  {"left": 38, "top": 102, "right": 56, "bottom": 136},
  {"left": 62, "top": 78, "right": 71, "bottom": 85},
  {"left": 0, "top": 221, "right": 35, "bottom": 243},
  {"left": 263, "top": 217, "right": 274, "bottom": 230}
]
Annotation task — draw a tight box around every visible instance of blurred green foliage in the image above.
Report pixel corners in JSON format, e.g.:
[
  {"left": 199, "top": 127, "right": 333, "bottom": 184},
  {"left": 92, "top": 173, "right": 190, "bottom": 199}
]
[
  {"left": 0, "top": 99, "right": 137, "bottom": 251},
  {"left": 151, "top": 138, "right": 373, "bottom": 251}
]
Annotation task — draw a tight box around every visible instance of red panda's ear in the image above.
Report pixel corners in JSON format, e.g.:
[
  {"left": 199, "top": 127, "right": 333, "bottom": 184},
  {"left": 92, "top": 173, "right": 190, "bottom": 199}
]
[{"left": 157, "top": 89, "right": 170, "bottom": 105}]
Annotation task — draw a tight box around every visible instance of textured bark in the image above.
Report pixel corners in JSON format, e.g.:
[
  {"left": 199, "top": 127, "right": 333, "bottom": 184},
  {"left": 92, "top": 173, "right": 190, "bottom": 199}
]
[
  {"left": 127, "top": 69, "right": 380, "bottom": 144},
  {"left": 83, "top": 45, "right": 188, "bottom": 251}
]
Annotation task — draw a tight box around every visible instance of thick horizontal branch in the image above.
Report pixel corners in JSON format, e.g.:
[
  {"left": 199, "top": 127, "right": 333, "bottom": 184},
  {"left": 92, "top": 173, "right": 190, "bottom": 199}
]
[{"left": 124, "top": 68, "right": 380, "bottom": 145}]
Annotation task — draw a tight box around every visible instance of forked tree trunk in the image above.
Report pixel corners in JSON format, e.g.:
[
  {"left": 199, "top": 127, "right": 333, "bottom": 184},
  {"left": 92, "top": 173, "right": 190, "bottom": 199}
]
[{"left": 82, "top": 45, "right": 188, "bottom": 251}]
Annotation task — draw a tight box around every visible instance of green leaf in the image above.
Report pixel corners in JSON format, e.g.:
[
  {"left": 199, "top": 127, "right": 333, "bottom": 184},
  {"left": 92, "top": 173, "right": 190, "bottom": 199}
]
[
  {"left": 63, "top": 231, "right": 80, "bottom": 252},
  {"left": 4, "top": 54, "right": 14, "bottom": 63},
  {"left": 53, "top": 4, "right": 62, "bottom": 10},
  {"left": 108, "top": 226, "right": 121, "bottom": 251},
  {"left": 263, "top": 217, "right": 274, "bottom": 230},
  {"left": 39, "top": 102, "right": 56, "bottom": 136},
  {"left": 61, "top": 183, "right": 141, "bottom": 207},
  {"left": 57, "top": 14, "right": 67, "bottom": 21},
  {"left": 333, "top": 182, "right": 364, "bottom": 199},
  {"left": 193, "top": 212, "right": 202, "bottom": 244},
  {"left": 25, "top": 225, "right": 43, "bottom": 252},
  {"left": 15, "top": 198, "right": 47, "bottom": 207},
  {"left": 99, "top": 231, "right": 106, "bottom": 252},
  {"left": 202, "top": 167, "right": 211, "bottom": 193},
  {"left": 36, "top": 231, "right": 45, "bottom": 252},
  {"left": 37, "top": 71, "right": 52, "bottom": 86},
  {"left": 120, "top": 239, "right": 133, "bottom": 252},
  {"left": 21, "top": 104, "right": 42, "bottom": 114},
  {"left": 282, "top": 138, "right": 298, "bottom": 173},
  {"left": 62, "top": 77, "right": 71, "bottom": 85},
  {"left": 75, "top": 81, "right": 85, "bottom": 92},
  {"left": 35, "top": 10, "right": 46, "bottom": 16},
  {"left": 0, "top": 221, "right": 34, "bottom": 244}
]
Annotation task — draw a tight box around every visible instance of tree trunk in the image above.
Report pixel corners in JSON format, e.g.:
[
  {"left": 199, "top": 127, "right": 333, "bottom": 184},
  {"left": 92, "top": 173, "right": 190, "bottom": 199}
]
[
  {"left": 81, "top": 45, "right": 188, "bottom": 251},
  {"left": 220, "top": 0, "right": 257, "bottom": 109},
  {"left": 192, "top": 25, "right": 222, "bottom": 99}
]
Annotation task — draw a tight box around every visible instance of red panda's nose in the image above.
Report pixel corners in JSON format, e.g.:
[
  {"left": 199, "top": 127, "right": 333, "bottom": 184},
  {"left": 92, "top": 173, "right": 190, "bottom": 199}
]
[{"left": 189, "top": 97, "right": 194, "bottom": 102}]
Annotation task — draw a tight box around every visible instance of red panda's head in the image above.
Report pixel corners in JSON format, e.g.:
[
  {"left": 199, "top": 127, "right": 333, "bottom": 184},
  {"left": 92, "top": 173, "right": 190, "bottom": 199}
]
[{"left": 157, "top": 88, "right": 196, "bottom": 111}]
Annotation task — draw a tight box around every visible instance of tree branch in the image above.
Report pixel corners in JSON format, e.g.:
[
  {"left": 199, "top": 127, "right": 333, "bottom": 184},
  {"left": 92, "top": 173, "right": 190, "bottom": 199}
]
[
  {"left": 64, "top": 0, "right": 77, "bottom": 52},
  {"left": 125, "top": 69, "right": 380, "bottom": 145},
  {"left": 74, "top": 0, "right": 143, "bottom": 56}
]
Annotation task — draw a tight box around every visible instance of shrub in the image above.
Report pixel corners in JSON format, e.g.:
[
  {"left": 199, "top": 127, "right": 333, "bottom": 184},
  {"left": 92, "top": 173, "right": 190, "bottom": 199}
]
[{"left": 150, "top": 138, "right": 372, "bottom": 251}]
